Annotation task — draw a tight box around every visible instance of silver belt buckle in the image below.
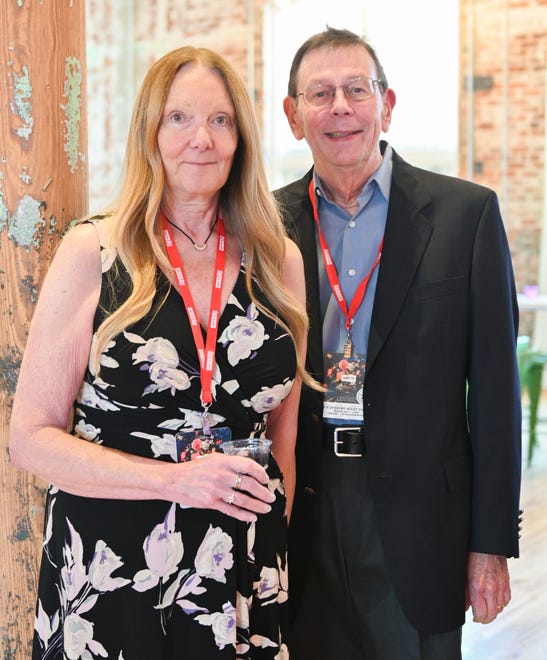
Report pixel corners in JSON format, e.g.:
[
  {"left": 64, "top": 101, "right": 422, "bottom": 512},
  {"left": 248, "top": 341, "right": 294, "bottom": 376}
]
[{"left": 334, "top": 426, "right": 362, "bottom": 458}]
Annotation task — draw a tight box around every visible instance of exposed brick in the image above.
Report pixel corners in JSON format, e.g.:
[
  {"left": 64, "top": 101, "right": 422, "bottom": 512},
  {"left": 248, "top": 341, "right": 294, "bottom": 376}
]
[{"left": 459, "top": 0, "right": 546, "bottom": 294}]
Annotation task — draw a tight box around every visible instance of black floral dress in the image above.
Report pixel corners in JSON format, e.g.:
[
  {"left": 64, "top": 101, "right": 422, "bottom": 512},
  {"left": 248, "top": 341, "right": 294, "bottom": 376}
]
[{"left": 32, "top": 240, "right": 295, "bottom": 659}]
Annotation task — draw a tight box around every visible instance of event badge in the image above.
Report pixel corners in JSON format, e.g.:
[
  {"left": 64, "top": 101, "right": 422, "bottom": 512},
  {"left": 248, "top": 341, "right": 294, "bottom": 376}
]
[
  {"left": 323, "top": 352, "right": 366, "bottom": 423},
  {"left": 175, "top": 427, "right": 232, "bottom": 462}
]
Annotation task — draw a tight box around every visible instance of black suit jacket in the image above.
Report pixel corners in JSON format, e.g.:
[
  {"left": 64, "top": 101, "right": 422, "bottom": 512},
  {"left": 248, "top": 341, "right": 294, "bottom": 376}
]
[{"left": 275, "top": 144, "right": 522, "bottom": 633}]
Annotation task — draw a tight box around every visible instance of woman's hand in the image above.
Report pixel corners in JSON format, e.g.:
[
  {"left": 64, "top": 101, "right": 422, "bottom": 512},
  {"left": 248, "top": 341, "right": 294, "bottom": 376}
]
[{"left": 168, "top": 453, "right": 275, "bottom": 523}]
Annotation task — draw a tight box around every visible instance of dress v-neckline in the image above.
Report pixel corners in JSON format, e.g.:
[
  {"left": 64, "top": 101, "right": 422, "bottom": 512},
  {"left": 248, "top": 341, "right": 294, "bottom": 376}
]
[{"left": 159, "top": 263, "right": 244, "bottom": 333}]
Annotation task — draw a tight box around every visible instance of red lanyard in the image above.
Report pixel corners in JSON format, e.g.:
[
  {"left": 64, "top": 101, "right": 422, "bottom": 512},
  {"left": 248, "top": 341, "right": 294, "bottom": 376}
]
[
  {"left": 308, "top": 179, "right": 383, "bottom": 357},
  {"left": 161, "top": 211, "right": 225, "bottom": 430}
]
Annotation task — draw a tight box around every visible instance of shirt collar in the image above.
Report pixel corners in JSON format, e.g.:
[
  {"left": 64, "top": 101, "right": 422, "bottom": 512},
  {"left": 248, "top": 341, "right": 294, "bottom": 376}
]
[{"left": 313, "top": 142, "right": 393, "bottom": 204}]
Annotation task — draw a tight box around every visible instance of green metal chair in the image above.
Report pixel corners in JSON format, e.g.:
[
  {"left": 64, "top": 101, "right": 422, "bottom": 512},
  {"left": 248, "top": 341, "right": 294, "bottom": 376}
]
[
  {"left": 517, "top": 335, "right": 547, "bottom": 466},
  {"left": 517, "top": 335, "right": 530, "bottom": 392}
]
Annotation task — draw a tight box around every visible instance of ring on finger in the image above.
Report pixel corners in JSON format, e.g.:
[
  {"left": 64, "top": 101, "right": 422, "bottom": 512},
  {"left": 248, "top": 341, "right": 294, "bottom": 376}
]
[
  {"left": 233, "top": 472, "right": 243, "bottom": 490},
  {"left": 224, "top": 490, "right": 237, "bottom": 505}
]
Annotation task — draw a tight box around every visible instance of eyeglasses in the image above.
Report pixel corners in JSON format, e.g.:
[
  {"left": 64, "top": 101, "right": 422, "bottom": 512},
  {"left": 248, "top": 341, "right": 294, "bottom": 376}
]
[{"left": 296, "top": 77, "right": 383, "bottom": 107}]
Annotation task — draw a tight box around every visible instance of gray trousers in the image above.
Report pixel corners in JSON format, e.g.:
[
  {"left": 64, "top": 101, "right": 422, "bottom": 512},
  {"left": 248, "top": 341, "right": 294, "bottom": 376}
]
[{"left": 290, "top": 452, "right": 462, "bottom": 660}]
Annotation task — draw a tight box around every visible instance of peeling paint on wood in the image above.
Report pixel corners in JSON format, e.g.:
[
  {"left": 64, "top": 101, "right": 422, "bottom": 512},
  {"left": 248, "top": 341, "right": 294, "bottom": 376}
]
[
  {"left": 10, "top": 514, "right": 33, "bottom": 543},
  {"left": 19, "top": 167, "right": 31, "bottom": 185},
  {"left": 1, "top": 626, "right": 22, "bottom": 660},
  {"left": 0, "top": 346, "right": 21, "bottom": 397},
  {"left": 62, "top": 57, "right": 82, "bottom": 173},
  {"left": 7, "top": 194, "right": 44, "bottom": 250},
  {"left": 9, "top": 64, "right": 33, "bottom": 141},
  {"left": 49, "top": 214, "right": 57, "bottom": 234},
  {"left": 20, "top": 274, "right": 37, "bottom": 303},
  {"left": 0, "top": 171, "right": 8, "bottom": 231}
]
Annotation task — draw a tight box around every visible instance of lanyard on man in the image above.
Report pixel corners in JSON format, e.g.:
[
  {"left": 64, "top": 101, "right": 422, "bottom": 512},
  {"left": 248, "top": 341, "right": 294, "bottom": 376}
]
[{"left": 308, "top": 179, "right": 383, "bottom": 358}]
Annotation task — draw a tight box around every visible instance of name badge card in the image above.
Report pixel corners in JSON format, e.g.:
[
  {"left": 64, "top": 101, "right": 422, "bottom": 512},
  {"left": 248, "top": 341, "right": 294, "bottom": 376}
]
[
  {"left": 323, "top": 352, "right": 366, "bottom": 423},
  {"left": 176, "top": 427, "right": 232, "bottom": 462}
]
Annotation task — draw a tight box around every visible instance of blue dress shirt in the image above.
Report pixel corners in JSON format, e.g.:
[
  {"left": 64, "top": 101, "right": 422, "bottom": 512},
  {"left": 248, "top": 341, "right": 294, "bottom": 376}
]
[{"left": 315, "top": 144, "right": 392, "bottom": 423}]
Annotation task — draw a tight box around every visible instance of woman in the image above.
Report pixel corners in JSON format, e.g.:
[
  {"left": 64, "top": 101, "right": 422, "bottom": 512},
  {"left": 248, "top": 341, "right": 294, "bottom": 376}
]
[{"left": 10, "top": 46, "right": 311, "bottom": 659}]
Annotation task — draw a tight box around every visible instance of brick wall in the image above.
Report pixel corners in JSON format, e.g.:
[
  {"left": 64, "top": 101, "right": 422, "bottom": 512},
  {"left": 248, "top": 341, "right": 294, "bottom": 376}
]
[
  {"left": 459, "top": 0, "right": 547, "bottom": 334},
  {"left": 86, "top": 0, "right": 264, "bottom": 210}
]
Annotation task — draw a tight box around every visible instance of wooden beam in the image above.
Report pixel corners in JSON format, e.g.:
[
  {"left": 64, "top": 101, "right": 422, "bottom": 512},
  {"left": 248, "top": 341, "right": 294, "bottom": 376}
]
[{"left": 0, "top": 1, "right": 87, "bottom": 654}]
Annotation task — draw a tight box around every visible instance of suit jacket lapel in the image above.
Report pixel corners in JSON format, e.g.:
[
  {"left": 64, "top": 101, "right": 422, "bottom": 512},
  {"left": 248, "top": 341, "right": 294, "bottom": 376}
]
[
  {"left": 366, "top": 153, "right": 433, "bottom": 373},
  {"left": 281, "top": 171, "right": 325, "bottom": 380},
  {"left": 279, "top": 154, "right": 434, "bottom": 382}
]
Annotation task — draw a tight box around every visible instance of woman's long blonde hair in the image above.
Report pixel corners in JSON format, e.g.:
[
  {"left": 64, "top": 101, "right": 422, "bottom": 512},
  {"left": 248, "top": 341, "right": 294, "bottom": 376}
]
[{"left": 91, "top": 46, "right": 314, "bottom": 387}]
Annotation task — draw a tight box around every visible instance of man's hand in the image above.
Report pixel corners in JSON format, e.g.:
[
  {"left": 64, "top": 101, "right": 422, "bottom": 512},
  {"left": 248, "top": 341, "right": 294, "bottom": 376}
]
[{"left": 466, "top": 552, "right": 511, "bottom": 623}]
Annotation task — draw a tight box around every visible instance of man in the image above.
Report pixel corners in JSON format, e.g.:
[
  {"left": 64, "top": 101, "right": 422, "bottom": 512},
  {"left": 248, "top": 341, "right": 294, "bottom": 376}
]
[{"left": 274, "top": 27, "right": 522, "bottom": 660}]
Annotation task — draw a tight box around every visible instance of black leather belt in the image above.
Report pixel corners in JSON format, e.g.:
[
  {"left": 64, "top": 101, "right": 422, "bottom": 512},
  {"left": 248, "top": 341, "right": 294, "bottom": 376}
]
[{"left": 323, "top": 425, "right": 365, "bottom": 457}]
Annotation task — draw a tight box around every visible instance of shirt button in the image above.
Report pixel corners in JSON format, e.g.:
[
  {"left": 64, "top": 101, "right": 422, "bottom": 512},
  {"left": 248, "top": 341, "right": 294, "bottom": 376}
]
[
  {"left": 349, "top": 220, "right": 356, "bottom": 228},
  {"left": 348, "top": 268, "right": 356, "bottom": 276}
]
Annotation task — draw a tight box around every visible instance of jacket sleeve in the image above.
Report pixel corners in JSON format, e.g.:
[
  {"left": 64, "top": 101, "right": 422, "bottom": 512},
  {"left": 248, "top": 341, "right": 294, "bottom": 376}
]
[{"left": 467, "top": 189, "right": 522, "bottom": 557}]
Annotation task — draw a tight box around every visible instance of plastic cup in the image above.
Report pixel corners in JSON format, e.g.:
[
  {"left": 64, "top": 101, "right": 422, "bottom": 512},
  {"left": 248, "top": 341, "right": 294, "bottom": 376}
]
[{"left": 221, "top": 438, "right": 272, "bottom": 467}]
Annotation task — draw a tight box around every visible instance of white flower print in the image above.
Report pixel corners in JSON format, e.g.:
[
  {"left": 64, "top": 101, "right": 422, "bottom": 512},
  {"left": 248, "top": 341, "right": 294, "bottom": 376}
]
[
  {"left": 126, "top": 334, "right": 193, "bottom": 396},
  {"left": 43, "top": 493, "right": 56, "bottom": 552},
  {"left": 76, "top": 382, "right": 120, "bottom": 412},
  {"left": 219, "top": 302, "right": 269, "bottom": 366},
  {"left": 206, "top": 362, "right": 223, "bottom": 402},
  {"left": 156, "top": 570, "right": 207, "bottom": 616},
  {"left": 250, "top": 633, "right": 278, "bottom": 649},
  {"left": 227, "top": 292, "right": 245, "bottom": 311},
  {"left": 130, "top": 335, "right": 179, "bottom": 367},
  {"left": 157, "top": 408, "right": 225, "bottom": 432},
  {"left": 132, "top": 512, "right": 239, "bottom": 638},
  {"left": 98, "top": 341, "right": 119, "bottom": 371},
  {"left": 130, "top": 431, "right": 178, "bottom": 462},
  {"left": 88, "top": 335, "right": 119, "bottom": 378},
  {"left": 74, "top": 420, "right": 101, "bottom": 443},
  {"left": 88, "top": 540, "right": 132, "bottom": 592},
  {"left": 254, "top": 554, "right": 288, "bottom": 606},
  {"left": 147, "top": 362, "right": 191, "bottom": 395},
  {"left": 247, "top": 521, "right": 256, "bottom": 563},
  {"left": 195, "top": 601, "right": 236, "bottom": 650},
  {"left": 133, "top": 503, "right": 184, "bottom": 592},
  {"left": 91, "top": 375, "right": 112, "bottom": 391},
  {"left": 235, "top": 590, "right": 252, "bottom": 657},
  {"left": 242, "top": 378, "right": 294, "bottom": 413},
  {"left": 37, "top": 519, "right": 130, "bottom": 659},
  {"left": 35, "top": 600, "right": 59, "bottom": 649},
  {"left": 255, "top": 567, "right": 279, "bottom": 602},
  {"left": 275, "top": 643, "right": 290, "bottom": 659},
  {"left": 63, "top": 612, "right": 107, "bottom": 659},
  {"left": 222, "top": 379, "right": 240, "bottom": 394},
  {"left": 267, "top": 477, "right": 287, "bottom": 517},
  {"left": 268, "top": 478, "right": 283, "bottom": 497},
  {"left": 194, "top": 525, "right": 234, "bottom": 583},
  {"left": 236, "top": 590, "right": 250, "bottom": 632},
  {"left": 60, "top": 521, "right": 88, "bottom": 603}
]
